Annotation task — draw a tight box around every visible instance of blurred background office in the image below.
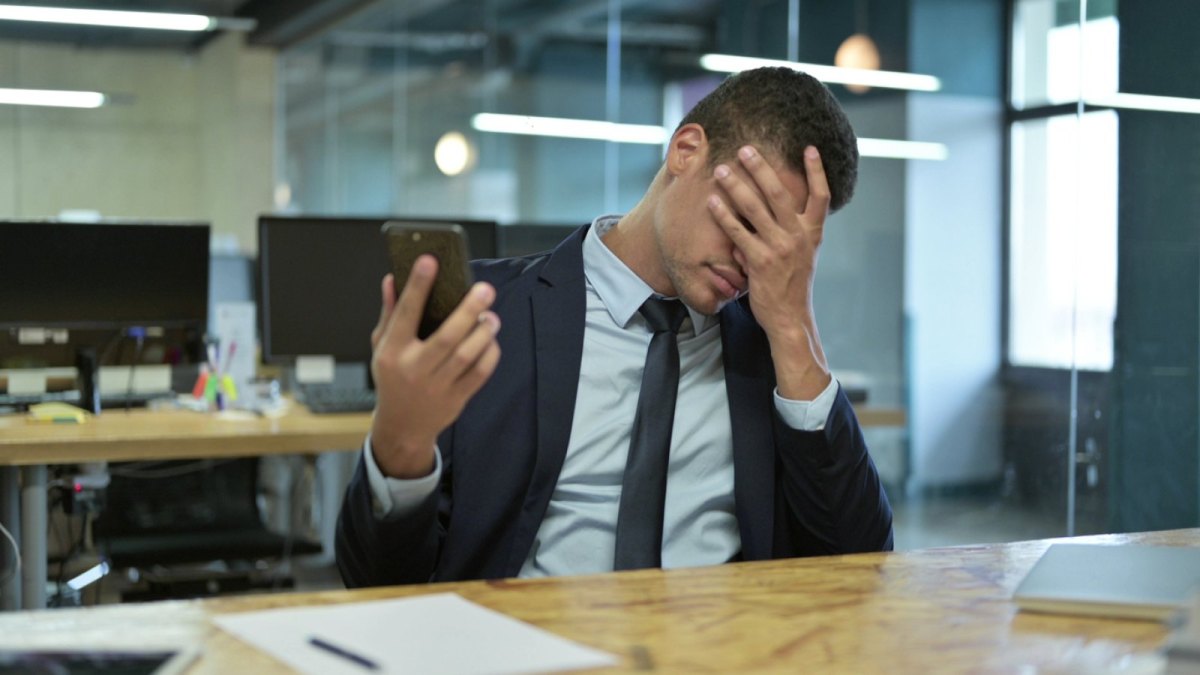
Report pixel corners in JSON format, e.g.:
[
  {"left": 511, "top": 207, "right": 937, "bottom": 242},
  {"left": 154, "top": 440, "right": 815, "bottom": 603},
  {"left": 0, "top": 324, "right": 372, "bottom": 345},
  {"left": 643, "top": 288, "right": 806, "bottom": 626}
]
[{"left": 0, "top": 0, "right": 1197, "bottom": 603}]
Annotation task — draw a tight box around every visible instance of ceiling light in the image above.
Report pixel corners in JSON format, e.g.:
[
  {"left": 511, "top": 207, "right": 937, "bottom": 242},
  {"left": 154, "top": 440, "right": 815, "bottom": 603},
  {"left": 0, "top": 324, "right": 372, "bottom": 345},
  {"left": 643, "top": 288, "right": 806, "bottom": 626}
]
[
  {"left": 434, "top": 131, "right": 475, "bottom": 176},
  {"left": 0, "top": 87, "right": 105, "bottom": 108},
  {"left": 834, "top": 34, "right": 881, "bottom": 94},
  {"left": 857, "top": 138, "right": 948, "bottom": 161},
  {"left": 472, "top": 113, "right": 669, "bottom": 145},
  {"left": 1086, "top": 92, "right": 1200, "bottom": 115},
  {"left": 473, "top": 112, "right": 943, "bottom": 160},
  {"left": 700, "top": 53, "right": 941, "bottom": 93},
  {"left": 0, "top": 4, "right": 250, "bottom": 31}
]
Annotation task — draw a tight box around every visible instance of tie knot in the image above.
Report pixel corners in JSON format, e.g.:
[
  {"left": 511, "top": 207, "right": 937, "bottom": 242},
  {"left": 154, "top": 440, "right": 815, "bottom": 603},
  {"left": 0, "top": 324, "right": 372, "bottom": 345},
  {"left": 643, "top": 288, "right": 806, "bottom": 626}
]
[{"left": 639, "top": 297, "right": 687, "bottom": 334}]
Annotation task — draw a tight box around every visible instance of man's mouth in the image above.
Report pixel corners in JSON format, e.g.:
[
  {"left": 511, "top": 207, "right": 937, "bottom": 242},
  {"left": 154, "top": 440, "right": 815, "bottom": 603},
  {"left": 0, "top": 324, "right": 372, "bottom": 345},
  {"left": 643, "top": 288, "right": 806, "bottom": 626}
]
[{"left": 709, "top": 265, "right": 747, "bottom": 299}]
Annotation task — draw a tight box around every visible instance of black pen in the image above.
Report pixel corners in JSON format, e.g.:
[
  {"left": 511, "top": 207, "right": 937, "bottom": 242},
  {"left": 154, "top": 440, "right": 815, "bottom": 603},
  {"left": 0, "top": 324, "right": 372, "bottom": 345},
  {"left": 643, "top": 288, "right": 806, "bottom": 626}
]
[{"left": 308, "top": 636, "right": 380, "bottom": 671}]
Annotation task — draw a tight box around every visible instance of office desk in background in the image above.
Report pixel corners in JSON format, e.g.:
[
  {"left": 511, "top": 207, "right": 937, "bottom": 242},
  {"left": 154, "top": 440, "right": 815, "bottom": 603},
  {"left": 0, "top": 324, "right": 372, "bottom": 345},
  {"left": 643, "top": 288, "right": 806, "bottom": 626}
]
[
  {"left": 0, "top": 529, "right": 1193, "bottom": 673},
  {"left": 0, "top": 403, "right": 372, "bottom": 611}
]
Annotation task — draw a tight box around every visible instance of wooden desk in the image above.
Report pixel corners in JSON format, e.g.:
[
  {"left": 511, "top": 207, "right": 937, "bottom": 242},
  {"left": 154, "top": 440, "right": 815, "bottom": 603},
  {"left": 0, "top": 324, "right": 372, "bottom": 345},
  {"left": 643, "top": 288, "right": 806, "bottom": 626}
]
[
  {"left": 0, "top": 403, "right": 371, "bottom": 611},
  {"left": 0, "top": 529, "right": 1192, "bottom": 673},
  {"left": 853, "top": 406, "right": 906, "bottom": 427},
  {"left": 0, "top": 403, "right": 371, "bottom": 466}
]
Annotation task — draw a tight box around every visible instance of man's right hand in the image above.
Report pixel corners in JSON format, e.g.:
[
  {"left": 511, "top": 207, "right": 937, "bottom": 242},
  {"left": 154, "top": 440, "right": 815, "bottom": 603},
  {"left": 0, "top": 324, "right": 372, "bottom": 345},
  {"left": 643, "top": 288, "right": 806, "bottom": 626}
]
[{"left": 368, "top": 255, "right": 501, "bottom": 479}]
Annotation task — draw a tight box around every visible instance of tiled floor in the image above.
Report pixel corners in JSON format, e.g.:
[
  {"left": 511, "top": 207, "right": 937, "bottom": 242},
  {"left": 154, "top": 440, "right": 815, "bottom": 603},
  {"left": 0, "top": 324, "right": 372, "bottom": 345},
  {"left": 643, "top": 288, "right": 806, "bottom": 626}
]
[{"left": 891, "top": 494, "right": 1068, "bottom": 551}]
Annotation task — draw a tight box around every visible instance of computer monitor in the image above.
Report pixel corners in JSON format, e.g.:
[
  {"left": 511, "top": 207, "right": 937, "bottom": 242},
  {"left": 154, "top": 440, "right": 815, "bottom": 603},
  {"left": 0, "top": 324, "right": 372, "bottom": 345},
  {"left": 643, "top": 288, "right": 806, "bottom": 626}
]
[
  {"left": 0, "top": 220, "right": 210, "bottom": 330},
  {"left": 257, "top": 215, "right": 497, "bottom": 365}
]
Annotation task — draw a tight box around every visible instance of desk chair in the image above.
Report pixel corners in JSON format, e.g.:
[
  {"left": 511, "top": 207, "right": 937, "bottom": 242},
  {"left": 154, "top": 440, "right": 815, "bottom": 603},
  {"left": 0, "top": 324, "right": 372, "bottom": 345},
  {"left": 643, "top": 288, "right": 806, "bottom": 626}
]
[{"left": 93, "top": 457, "right": 321, "bottom": 600}]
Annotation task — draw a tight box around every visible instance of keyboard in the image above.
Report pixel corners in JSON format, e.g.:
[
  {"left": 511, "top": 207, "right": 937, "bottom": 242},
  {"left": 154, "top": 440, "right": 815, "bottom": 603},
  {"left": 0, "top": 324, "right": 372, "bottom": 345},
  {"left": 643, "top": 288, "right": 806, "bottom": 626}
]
[
  {"left": 301, "top": 388, "right": 377, "bottom": 414},
  {"left": 0, "top": 390, "right": 173, "bottom": 411}
]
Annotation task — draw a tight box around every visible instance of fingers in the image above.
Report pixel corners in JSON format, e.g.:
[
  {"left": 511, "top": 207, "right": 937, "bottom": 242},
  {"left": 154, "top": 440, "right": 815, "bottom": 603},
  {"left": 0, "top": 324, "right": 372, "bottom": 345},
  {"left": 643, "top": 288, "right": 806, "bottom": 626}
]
[
  {"left": 734, "top": 145, "right": 797, "bottom": 226},
  {"left": 801, "top": 145, "right": 831, "bottom": 218},
  {"left": 708, "top": 194, "right": 768, "bottom": 263},
  {"left": 713, "top": 161, "right": 782, "bottom": 243},
  {"left": 457, "top": 341, "right": 501, "bottom": 393},
  {"left": 440, "top": 312, "right": 501, "bottom": 384},
  {"left": 371, "top": 273, "right": 398, "bottom": 349},
  {"left": 381, "top": 255, "right": 438, "bottom": 346},
  {"left": 421, "top": 281, "right": 496, "bottom": 363}
]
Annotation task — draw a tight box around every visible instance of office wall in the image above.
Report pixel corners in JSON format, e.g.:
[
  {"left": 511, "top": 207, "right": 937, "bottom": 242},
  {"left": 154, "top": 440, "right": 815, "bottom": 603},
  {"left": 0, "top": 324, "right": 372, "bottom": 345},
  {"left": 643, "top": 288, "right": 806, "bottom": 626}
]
[
  {"left": 904, "top": 0, "right": 1004, "bottom": 490},
  {"left": 1110, "top": 0, "right": 1200, "bottom": 530},
  {"left": 0, "top": 33, "right": 274, "bottom": 252}
]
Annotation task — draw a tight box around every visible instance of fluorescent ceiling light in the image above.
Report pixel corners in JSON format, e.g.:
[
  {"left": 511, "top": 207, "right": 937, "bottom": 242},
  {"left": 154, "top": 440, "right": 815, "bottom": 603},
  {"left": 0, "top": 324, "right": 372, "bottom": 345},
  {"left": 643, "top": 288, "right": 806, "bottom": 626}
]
[
  {"left": 0, "top": 4, "right": 215, "bottom": 31},
  {"left": 858, "top": 138, "right": 948, "bottom": 161},
  {"left": 700, "top": 53, "right": 942, "bottom": 93},
  {"left": 473, "top": 112, "right": 944, "bottom": 160},
  {"left": 472, "top": 113, "right": 669, "bottom": 144},
  {"left": 1086, "top": 92, "right": 1200, "bottom": 115},
  {"left": 0, "top": 87, "right": 105, "bottom": 108}
]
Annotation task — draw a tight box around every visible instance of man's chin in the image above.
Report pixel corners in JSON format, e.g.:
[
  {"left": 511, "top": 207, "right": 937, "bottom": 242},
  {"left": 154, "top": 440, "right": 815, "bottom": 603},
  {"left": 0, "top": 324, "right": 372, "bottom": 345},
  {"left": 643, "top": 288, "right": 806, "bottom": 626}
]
[{"left": 685, "top": 289, "right": 729, "bottom": 316}]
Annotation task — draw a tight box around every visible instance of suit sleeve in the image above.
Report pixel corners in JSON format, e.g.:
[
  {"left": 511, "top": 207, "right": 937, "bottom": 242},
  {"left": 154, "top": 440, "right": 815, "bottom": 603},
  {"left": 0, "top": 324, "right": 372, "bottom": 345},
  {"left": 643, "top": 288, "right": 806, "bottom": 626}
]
[
  {"left": 773, "top": 385, "right": 894, "bottom": 555},
  {"left": 335, "top": 427, "right": 454, "bottom": 588}
]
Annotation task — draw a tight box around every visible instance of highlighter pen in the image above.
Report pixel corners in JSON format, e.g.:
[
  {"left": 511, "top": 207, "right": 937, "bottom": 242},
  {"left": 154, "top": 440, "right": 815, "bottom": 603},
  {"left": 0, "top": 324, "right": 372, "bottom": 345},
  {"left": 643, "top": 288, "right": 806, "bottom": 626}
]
[{"left": 308, "top": 636, "right": 380, "bottom": 671}]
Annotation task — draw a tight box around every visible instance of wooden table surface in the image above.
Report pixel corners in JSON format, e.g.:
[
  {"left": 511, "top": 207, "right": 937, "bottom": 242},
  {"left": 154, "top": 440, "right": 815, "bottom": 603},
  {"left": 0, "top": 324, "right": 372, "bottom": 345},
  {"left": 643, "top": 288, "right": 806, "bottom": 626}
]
[
  {"left": 1, "top": 529, "right": 1193, "bottom": 673},
  {"left": 0, "top": 402, "right": 371, "bottom": 465},
  {"left": 0, "top": 404, "right": 902, "bottom": 466}
]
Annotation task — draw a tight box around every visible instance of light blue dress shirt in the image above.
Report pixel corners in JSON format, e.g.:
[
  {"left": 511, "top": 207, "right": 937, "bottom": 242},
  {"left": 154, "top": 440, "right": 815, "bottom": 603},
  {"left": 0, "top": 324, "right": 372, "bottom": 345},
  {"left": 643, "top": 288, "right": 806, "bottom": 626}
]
[{"left": 363, "top": 215, "right": 838, "bottom": 576}]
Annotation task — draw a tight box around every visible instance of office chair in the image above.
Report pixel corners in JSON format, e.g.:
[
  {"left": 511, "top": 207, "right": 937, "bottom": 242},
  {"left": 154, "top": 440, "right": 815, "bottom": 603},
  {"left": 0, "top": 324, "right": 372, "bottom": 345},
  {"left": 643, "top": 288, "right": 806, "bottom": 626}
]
[{"left": 93, "top": 457, "right": 322, "bottom": 600}]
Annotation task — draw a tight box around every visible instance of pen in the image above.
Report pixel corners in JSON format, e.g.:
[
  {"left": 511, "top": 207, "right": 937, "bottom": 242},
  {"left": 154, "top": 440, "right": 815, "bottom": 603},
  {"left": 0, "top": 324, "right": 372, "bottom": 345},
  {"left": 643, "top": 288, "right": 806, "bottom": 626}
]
[
  {"left": 223, "top": 341, "right": 237, "bottom": 374},
  {"left": 308, "top": 636, "right": 380, "bottom": 671}
]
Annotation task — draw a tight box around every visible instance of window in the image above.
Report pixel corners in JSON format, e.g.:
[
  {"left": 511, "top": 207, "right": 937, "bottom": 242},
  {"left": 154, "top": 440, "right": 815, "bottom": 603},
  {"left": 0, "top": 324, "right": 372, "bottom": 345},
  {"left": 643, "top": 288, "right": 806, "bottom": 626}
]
[{"left": 1008, "top": 1, "right": 1118, "bottom": 370}]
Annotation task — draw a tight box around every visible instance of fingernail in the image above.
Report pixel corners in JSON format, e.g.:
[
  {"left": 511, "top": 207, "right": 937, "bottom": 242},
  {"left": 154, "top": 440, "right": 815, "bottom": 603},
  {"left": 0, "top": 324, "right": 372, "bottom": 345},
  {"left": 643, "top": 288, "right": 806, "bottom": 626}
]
[
  {"left": 472, "top": 283, "right": 493, "bottom": 301},
  {"left": 806, "top": 146, "right": 819, "bottom": 159},
  {"left": 487, "top": 313, "right": 501, "bottom": 334},
  {"left": 414, "top": 256, "right": 435, "bottom": 276},
  {"left": 714, "top": 165, "right": 730, "bottom": 179},
  {"left": 739, "top": 146, "right": 755, "bottom": 160},
  {"left": 707, "top": 195, "right": 721, "bottom": 209}
]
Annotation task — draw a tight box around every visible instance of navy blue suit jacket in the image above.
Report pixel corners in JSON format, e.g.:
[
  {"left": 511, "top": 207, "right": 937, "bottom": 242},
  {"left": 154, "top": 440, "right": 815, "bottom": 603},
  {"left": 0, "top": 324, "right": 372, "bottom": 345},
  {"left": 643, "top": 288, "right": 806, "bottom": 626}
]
[{"left": 337, "top": 226, "right": 893, "bottom": 587}]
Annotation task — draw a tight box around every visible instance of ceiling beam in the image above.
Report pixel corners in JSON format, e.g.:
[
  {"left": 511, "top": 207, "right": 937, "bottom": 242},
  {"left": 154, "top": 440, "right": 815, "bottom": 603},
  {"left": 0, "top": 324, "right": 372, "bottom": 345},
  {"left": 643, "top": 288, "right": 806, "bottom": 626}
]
[{"left": 237, "top": 0, "right": 382, "bottom": 48}]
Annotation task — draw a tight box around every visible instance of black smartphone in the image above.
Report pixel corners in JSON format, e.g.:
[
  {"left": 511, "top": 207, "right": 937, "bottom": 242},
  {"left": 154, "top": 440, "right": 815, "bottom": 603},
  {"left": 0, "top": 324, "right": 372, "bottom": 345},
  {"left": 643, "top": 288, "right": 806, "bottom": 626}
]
[{"left": 382, "top": 221, "right": 474, "bottom": 339}]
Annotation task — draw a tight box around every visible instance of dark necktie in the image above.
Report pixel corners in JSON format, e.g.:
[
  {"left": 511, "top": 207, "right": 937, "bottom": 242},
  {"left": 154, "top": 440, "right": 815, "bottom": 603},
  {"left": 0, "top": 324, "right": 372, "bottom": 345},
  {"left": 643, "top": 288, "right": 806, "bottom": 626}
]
[{"left": 613, "top": 297, "right": 688, "bottom": 570}]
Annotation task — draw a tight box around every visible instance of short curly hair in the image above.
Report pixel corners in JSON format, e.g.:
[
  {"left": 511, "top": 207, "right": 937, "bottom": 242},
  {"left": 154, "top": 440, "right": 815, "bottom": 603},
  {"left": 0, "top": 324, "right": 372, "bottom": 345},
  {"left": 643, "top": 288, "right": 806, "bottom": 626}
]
[{"left": 678, "top": 67, "right": 858, "bottom": 212}]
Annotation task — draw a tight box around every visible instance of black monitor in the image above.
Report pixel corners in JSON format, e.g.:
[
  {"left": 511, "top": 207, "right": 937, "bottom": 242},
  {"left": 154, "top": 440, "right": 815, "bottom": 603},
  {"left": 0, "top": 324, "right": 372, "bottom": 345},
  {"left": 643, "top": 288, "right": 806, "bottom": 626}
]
[
  {"left": 0, "top": 220, "right": 210, "bottom": 330},
  {"left": 257, "top": 215, "right": 497, "bottom": 365},
  {"left": 0, "top": 220, "right": 209, "bottom": 375}
]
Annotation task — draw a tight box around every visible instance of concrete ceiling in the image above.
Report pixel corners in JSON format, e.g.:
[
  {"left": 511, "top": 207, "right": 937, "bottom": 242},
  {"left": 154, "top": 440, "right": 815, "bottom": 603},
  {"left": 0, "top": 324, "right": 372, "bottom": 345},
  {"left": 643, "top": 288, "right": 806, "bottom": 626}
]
[{"left": 0, "top": 0, "right": 722, "bottom": 54}]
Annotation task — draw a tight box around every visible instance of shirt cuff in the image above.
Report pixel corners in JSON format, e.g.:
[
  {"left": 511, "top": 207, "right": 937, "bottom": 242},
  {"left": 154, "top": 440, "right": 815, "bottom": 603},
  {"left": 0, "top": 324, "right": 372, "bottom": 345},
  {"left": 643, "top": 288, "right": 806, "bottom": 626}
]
[
  {"left": 363, "top": 435, "right": 442, "bottom": 520},
  {"left": 773, "top": 377, "right": 840, "bottom": 431}
]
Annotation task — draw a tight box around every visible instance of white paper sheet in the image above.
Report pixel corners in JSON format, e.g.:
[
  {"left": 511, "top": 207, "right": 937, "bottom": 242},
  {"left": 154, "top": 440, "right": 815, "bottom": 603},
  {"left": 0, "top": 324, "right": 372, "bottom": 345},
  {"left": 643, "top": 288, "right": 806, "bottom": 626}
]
[
  {"left": 213, "top": 302, "right": 257, "bottom": 398},
  {"left": 294, "top": 355, "right": 336, "bottom": 385},
  {"left": 212, "top": 593, "right": 618, "bottom": 675}
]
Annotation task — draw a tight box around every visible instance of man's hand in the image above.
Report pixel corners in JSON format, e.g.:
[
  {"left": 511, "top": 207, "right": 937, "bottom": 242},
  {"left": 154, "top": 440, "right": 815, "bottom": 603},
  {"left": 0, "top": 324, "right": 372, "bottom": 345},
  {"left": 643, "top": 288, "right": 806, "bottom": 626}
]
[
  {"left": 368, "top": 255, "right": 501, "bottom": 478},
  {"left": 706, "top": 144, "right": 832, "bottom": 400}
]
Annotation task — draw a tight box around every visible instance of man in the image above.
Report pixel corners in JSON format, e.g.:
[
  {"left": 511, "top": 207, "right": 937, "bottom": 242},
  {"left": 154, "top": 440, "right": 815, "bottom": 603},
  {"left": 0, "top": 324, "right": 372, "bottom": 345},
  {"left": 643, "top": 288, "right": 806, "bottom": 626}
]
[{"left": 337, "top": 67, "right": 893, "bottom": 587}]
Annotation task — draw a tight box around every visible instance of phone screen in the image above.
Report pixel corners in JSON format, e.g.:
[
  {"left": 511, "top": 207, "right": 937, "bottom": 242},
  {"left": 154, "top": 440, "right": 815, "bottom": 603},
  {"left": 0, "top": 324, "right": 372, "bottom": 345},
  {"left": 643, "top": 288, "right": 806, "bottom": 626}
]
[{"left": 382, "top": 222, "right": 474, "bottom": 339}]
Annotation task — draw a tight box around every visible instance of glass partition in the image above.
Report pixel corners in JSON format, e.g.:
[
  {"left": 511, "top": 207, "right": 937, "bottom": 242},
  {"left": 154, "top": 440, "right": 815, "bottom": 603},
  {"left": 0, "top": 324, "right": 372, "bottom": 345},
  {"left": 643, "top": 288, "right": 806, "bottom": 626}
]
[{"left": 276, "top": 0, "right": 1200, "bottom": 549}]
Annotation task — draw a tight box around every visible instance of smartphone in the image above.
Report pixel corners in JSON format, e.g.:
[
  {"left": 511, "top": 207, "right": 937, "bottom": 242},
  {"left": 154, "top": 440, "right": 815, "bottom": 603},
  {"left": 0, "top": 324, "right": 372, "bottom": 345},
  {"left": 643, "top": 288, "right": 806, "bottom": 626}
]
[{"left": 382, "top": 221, "right": 474, "bottom": 339}]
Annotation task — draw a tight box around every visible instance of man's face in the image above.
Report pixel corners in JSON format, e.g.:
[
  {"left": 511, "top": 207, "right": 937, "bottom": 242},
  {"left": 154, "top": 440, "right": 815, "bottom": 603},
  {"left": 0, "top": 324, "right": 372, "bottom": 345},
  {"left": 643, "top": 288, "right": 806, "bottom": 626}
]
[{"left": 653, "top": 144, "right": 810, "bottom": 316}]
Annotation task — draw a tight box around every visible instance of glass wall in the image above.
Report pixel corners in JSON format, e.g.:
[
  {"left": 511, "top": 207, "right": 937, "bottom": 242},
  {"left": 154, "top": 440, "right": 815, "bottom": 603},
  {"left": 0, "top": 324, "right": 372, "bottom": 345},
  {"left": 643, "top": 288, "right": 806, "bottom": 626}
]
[{"left": 276, "top": 0, "right": 1200, "bottom": 548}]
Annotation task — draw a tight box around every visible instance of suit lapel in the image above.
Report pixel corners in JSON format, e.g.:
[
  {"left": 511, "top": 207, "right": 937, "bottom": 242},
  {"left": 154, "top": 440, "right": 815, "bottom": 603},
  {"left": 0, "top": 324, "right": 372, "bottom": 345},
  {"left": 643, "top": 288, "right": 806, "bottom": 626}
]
[
  {"left": 505, "top": 227, "right": 589, "bottom": 572},
  {"left": 720, "top": 298, "right": 776, "bottom": 560}
]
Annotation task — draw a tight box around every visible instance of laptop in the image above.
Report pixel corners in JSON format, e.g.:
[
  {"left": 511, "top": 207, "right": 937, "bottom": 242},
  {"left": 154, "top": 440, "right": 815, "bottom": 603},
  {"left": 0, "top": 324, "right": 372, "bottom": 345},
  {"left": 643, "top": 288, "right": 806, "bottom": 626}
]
[{"left": 1013, "top": 543, "right": 1200, "bottom": 621}]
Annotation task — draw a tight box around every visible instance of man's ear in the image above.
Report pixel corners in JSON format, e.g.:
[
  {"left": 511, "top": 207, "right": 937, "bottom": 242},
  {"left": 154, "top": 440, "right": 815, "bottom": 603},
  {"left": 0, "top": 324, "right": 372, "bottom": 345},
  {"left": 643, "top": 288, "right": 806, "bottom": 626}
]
[{"left": 665, "top": 123, "right": 708, "bottom": 177}]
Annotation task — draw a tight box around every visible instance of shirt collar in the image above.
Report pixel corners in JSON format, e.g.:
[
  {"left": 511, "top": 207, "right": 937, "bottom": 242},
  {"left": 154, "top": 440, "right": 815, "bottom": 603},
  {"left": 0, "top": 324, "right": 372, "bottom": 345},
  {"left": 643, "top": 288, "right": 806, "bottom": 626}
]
[{"left": 582, "top": 215, "right": 713, "bottom": 336}]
